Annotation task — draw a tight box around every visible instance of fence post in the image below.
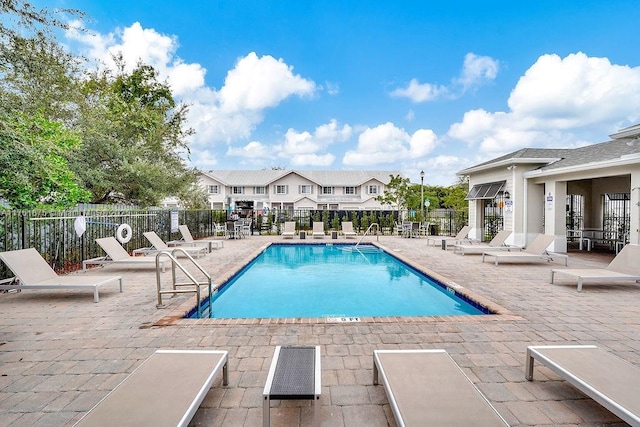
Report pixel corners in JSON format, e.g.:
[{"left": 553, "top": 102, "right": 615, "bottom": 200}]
[{"left": 20, "top": 212, "right": 27, "bottom": 250}]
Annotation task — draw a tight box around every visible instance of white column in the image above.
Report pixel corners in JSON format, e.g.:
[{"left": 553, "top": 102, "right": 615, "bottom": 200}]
[
  {"left": 544, "top": 180, "right": 567, "bottom": 253},
  {"left": 630, "top": 167, "right": 640, "bottom": 245}
]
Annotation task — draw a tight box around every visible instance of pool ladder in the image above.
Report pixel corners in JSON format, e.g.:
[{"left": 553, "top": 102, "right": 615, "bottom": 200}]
[
  {"left": 154, "top": 248, "right": 213, "bottom": 318},
  {"left": 355, "top": 223, "right": 379, "bottom": 249}
]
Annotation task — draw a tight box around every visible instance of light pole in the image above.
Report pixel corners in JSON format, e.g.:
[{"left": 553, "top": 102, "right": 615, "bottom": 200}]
[{"left": 420, "top": 170, "right": 425, "bottom": 222}]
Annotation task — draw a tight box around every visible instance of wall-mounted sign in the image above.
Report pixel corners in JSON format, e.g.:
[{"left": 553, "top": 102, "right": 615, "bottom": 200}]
[{"left": 505, "top": 200, "right": 513, "bottom": 213}]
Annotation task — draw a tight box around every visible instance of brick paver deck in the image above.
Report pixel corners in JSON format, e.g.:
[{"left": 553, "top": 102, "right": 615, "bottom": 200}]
[{"left": 0, "top": 235, "right": 637, "bottom": 426}]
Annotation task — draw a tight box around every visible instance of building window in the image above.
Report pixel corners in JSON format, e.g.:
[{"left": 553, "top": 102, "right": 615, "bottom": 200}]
[
  {"left": 367, "top": 185, "right": 379, "bottom": 195},
  {"left": 322, "top": 186, "right": 334, "bottom": 195},
  {"left": 207, "top": 185, "right": 219, "bottom": 194},
  {"left": 254, "top": 186, "right": 266, "bottom": 195},
  {"left": 344, "top": 186, "right": 356, "bottom": 195},
  {"left": 232, "top": 186, "right": 244, "bottom": 194},
  {"left": 299, "top": 185, "right": 313, "bottom": 194},
  {"left": 275, "top": 185, "right": 288, "bottom": 195}
]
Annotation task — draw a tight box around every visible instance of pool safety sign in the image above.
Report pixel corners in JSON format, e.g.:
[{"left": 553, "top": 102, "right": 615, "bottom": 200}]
[
  {"left": 504, "top": 200, "right": 513, "bottom": 213},
  {"left": 170, "top": 210, "right": 179, "bottom": 232}
]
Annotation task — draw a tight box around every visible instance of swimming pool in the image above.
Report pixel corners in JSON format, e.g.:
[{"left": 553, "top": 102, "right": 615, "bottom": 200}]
[{"left": 187, "top": 244, "right": 491, "bottom": 319}]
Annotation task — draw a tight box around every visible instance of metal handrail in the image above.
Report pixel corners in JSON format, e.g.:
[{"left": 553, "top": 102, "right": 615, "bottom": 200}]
[
  {"left": 154, "top": 248, "right": 213, "bottom": 318},
  {"left": 355, "top": 223, "right": 379, "bottom": 248}
]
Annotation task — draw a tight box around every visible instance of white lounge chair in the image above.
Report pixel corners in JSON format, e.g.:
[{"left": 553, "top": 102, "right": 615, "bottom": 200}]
[
  {"left": 526, "top": 345, "right": 640, "bottom": 426},
  {"left": 373, "top": 349, "right": 508, "bottom": 426},
  {"left": 281, "top": 221, "right": 296, "bottom": 239},
  {"left": 172, "top": 224, "right": 223, "bottom": 252},
  {"left": 341, "top": 221, "right": 357, "bottom": 239},
  {"left": 84, "top": 237, "right": 166, "bottom": 272},
  {"left": 426, "top": 225, "right": 473, "bottom": 249},
  {"left": 453, "top": 230, "right": 513, "bottom": 255},
  {"left": 74, "top": 349, "right": 229, "bottom": 427},
  {"left": 482, "top": 234, "right": 568, "bottom": 266},
  {"left": 0, "top": 248, "right": 122, "bottom": 303},
  {"left": 312, "top": 222, "right": 325, "bottom": 239},
  {"left": 550, "top": 243, "right": 640, "bottom": 291},
  {"left": 135, "top": 231, "right": 208, "bottom": 258}
]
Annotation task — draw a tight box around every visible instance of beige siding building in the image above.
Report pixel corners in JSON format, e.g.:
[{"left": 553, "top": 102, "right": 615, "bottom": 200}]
[
  {"left": 457, "top": 123, "right": 640, "bottom": 252},
  {"left": 197, "top": 170, "right": 402, "bottom": 212}
]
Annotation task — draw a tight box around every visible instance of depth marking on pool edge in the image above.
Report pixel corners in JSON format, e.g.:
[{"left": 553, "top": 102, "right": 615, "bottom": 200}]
[{"left": 326, "top": 316, "right": 361, "bottom": 323}]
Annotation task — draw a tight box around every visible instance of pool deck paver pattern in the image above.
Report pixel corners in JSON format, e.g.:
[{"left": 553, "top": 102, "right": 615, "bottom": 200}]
[{"left": 0, "top": 234, "right": 638, "bottom": 426}]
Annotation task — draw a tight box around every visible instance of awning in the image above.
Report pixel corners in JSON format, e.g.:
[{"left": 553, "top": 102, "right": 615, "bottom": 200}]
[{"left": 465, "top": 181, "right": 505, "bottom": 200}]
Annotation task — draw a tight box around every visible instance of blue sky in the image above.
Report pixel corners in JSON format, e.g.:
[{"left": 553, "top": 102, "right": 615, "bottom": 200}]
[{"left": 36, "top": 0, "right": 640, "bottom": 185}]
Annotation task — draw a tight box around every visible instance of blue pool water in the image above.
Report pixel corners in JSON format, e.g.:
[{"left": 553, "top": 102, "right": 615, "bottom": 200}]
[{"left": 187, "top": 244, "right": 489, "bottom": 319}]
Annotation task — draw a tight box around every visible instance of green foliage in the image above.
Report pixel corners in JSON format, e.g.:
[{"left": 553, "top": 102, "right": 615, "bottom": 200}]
[
  {"left": 72, "top": 60, "right": 197, "bottom": 206},
  {"left": 0, "top": 33, "right": 83, "bottom": 122},
  {"left": 375, "top": 174, "right": 410, "bottom": 211},
  {"left": 403, "top": 179, "right": 469, "bottom": 216},
  {"left": 0, "top": 3, "right": 197, "bottom": 209},
  {"left": 350, "top": 211, "right": 359, "bottom": 230},
  {"left": 331, "top": 214, "right": 340, "bottom": 230},
  {"left": 0, "top": 111, "right": 91, "bottom": 209},
  {"left": 177, "top": 183, "right": 210, "bottom": 209},
  {"left": 442, "top": 180, "right": 470, "bottom": 211},
  {"left": 0, "top": 1, "right": 84, "bottom": 39},
  {"left": 361, "top": 213, "right": 370, "bottom": 231}
]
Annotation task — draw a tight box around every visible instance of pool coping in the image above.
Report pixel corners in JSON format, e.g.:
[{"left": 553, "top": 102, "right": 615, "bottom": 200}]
[{"left": 154, "top": 241, "right": 521, "bottom": 326}]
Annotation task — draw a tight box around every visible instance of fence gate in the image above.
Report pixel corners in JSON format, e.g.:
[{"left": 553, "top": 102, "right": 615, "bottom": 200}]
[{"left": 481, "top": 196, "right": 505, "bottom": 241}]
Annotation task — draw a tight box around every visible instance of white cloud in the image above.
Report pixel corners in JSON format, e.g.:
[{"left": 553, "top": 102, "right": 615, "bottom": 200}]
[
  {"left": 187, "top": 149, "right": 219, "bottom": 170},
  {"left": 455, "top": 53, "right": 499, "bottom": 91},
  {"left": 67, "top": 22, "right": 207, "bottom": 97},
  {"left": 290, "top": 153, "right": 336, "bottom": 167},
  {"left": 405, "top": 109, "right": 415, "bottom": 121},
  {"left": 282, "top": 129, "right": 317, "bottom": 154},
  {"left": 65, "top": 22, "right": 318, "bottom": 150},
  {"left": 218, "top": 52, "right": 316, "bottom": 113},
  {"left": 343, "top": 122, "right": 437, "bottom": 166},
  {"left": 324, "top": 81, "right": 340, "bottom": 95},
  {"left": 448, "top": 52, "right": 640, "bottom": 156},
  {"left": 409, "top": 155, "right": 464, "bottom": 186},
  {"left": 274, "top": 119, "right": 351, "bottom": 166},
  {"left": 226, "top": 141, "right": 275, "bottom": 160},
  {"left": 391, "top": 53, "right": 499, "bottom": 102},
  {"left": 390, "top": 78, "right": 449, "bottom": 103},
  {"left": 508, "top": 52, "right": 640, "bottom": 127},
  {"left": 409, "top": 129, "right": 438, "bottom": 157},
  {"left": 314, "top": 119, "right": 352, "bottom": 143}
]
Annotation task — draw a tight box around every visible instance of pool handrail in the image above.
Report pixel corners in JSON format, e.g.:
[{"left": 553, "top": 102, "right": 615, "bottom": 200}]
[
  {"left": 154, "top": 249, "right": 214, "bottom": 318},
  {"left": 355, "top": 223, "right": 379, "bottom": 248}
]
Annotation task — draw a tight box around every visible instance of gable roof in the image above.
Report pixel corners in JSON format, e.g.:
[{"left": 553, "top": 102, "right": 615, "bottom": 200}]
[
  {"left": 457, "top": 148, "right": 567, "bottom": 175},
  {"left": 540, "top": 138, "right": 640, "bottom": 171},
  {"left": 201, "top": 170, "right": 401, "bottom": 186},
  {"left": 610, "top": 123, "right": 640, "bottom": 140},
  {"left": 457, "top": 137, "right": 640, "bottom": 176}
]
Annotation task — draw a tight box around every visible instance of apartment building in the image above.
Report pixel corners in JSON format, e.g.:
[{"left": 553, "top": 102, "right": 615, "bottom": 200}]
[{"left": 198, "top": 169, "right": 401, "bottom": 213}]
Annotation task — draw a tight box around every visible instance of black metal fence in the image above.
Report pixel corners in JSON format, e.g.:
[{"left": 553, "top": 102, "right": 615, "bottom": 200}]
[{"left": 0, "top": 207, "right": 466, "bottom": 278}]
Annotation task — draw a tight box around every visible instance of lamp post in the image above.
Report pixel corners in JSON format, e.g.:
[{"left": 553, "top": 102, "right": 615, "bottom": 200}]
[{"left": 420, "top": 170, "right": 425, "bottom": 222}]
